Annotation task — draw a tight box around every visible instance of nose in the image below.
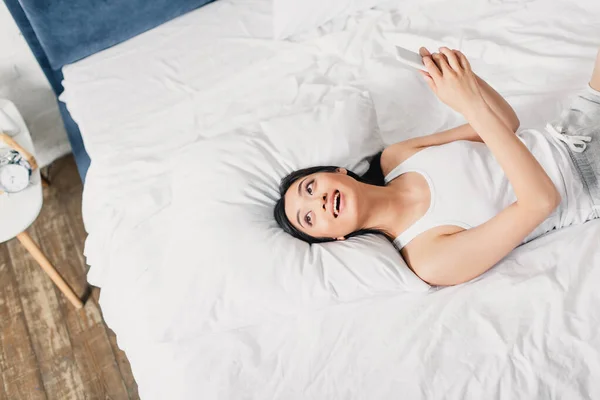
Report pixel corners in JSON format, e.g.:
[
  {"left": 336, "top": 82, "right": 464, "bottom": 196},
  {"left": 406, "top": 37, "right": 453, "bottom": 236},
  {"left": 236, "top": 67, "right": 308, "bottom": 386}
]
[{"left": 315, "top": 193, "right": 327, "bottom": 212}]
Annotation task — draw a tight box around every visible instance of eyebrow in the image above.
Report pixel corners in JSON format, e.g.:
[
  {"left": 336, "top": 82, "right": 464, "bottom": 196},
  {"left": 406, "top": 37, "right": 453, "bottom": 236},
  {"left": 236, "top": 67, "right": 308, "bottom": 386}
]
[
  {"left": 298, "top": 178, "right": 307, "bottom": 196},
  {"left": 296, "top": 177, "right": 309, "bottom": 228}
]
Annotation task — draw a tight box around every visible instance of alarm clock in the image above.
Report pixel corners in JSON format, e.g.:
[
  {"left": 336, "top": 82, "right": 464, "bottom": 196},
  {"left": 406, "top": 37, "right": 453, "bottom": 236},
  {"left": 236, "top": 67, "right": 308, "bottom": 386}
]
[{"left": 0, "top": 149, "right": 32, "bottom": 193}]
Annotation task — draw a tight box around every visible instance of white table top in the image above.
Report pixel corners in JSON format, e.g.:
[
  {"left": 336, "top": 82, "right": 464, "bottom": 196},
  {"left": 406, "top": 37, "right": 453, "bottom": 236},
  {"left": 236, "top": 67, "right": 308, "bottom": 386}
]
[{"left": 0, "top": 99, "right": 42, "bottom": 243}]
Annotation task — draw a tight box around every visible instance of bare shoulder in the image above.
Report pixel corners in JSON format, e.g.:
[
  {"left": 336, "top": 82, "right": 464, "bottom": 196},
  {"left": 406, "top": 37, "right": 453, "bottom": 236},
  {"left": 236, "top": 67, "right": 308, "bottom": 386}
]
[{"left": 380, "top": 139, "right": 422, "bottom": 177}]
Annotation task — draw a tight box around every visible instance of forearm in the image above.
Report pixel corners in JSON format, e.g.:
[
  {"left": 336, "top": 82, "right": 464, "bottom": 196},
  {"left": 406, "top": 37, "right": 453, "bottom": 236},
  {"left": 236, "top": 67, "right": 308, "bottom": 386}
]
[
  {"left": 475, "top": 75, "right": 520, "bottom": 131},
  {"left": 464, "top": 101, "right": 559, "bottom": 209}
]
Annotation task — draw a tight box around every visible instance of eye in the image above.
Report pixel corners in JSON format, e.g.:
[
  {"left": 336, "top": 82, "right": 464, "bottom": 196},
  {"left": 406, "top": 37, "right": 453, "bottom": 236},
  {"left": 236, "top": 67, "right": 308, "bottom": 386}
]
[
  {"left": 306, "top": 180, "right": 314, "bottom": 195},
  {"left": 305, "top": 212, "right": 313, "bottom": 226}
]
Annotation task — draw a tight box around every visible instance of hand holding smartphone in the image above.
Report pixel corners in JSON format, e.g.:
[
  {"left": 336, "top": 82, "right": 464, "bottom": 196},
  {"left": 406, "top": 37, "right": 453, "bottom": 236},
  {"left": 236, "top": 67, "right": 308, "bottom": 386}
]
[{"left": 395, "top": 46, "right": 428, "bottom": 71}]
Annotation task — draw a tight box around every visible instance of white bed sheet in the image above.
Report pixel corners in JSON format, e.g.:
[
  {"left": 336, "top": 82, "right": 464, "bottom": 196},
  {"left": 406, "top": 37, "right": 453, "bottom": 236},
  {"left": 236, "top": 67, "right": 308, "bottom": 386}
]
[{"left": 60, "top": 0, "right": 600, "bottom": 398}]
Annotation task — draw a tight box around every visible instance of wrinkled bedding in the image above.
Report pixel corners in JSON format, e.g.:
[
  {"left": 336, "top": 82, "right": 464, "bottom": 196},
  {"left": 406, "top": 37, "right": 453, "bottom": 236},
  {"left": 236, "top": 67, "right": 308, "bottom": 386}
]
[{"left": 60, "top": 0, "right": 600, "bottom": 398}]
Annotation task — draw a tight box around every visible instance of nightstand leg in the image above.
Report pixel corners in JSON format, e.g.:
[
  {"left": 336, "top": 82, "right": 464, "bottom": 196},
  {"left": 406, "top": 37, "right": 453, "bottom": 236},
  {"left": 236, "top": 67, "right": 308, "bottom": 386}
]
[
  {"left": 41, "top": 174, "right": 50, "bottom": 188},
  {"left": 17, "top": 231, "right": 84, "bottom": 309}
]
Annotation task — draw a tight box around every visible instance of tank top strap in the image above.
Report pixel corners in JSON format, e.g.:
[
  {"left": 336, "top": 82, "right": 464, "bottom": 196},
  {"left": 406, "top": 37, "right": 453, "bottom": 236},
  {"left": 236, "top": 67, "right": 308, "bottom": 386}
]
[
  {"left": 384, "top": 153, "right": 439, "bottom": 250},
  {"left": 393, "top": 217, "right": 433, "bottom": 250},
  {"left": 384, "top": 150, "right": 423, "bottom": 184},
  {"left": 384, "top": 162, "right": 408, "bottom": 184}
]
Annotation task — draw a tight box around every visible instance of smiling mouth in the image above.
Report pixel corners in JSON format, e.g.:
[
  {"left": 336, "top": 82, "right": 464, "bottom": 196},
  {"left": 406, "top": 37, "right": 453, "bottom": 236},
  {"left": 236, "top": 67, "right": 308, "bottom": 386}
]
[{"left": 333, "top": 190, "right": 341, "bottom": 218}]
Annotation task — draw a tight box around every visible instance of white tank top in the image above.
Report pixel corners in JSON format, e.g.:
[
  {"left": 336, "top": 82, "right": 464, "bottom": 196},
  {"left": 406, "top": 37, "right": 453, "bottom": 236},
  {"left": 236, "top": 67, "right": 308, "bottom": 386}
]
[{"left": 385, "top": 127, "right": 596, "bottom": 249}]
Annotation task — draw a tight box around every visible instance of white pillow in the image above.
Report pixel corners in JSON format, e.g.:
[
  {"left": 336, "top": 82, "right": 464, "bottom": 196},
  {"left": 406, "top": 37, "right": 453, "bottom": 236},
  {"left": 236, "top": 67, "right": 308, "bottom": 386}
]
[
  {"left": 147, "top": 89, "right": 430, "bottom": 341},
  {"left": 273, "top": 0, "right": 383, "bottom": 39}
]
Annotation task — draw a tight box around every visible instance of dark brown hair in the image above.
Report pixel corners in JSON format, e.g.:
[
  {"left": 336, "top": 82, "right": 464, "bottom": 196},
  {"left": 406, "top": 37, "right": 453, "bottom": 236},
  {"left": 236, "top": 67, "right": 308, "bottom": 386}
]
[{"left": 273, "top": 153, "right": 387, "bottom": 244}]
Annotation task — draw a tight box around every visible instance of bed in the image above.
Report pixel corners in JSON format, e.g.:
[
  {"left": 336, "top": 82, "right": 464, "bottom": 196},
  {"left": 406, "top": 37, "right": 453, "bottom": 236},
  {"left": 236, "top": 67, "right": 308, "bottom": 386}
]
[{"left": 8, "top": 0, "right": 600, "bottom": 398}]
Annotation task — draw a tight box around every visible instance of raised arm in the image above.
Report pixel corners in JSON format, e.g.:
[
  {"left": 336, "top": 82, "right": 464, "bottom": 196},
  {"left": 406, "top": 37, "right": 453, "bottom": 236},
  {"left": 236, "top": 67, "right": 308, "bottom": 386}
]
[
  {"left": 475, "top": 74, "right": 520, "bottom": 132},
  {"left": 381, "top": 49, "right": 520, "bottom": 173},
  {"left": 413, "top": 47, "right": 560, "bottom": 286},
  {"left": 419, "top": 47, "right": 520, "bottom": 133}
]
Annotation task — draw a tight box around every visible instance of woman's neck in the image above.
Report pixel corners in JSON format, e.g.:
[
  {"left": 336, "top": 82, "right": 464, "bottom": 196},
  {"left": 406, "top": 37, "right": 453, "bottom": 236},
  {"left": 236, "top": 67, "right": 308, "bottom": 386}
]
[{"left": 358, "top": 178, "right": 428, "bottom": 237}]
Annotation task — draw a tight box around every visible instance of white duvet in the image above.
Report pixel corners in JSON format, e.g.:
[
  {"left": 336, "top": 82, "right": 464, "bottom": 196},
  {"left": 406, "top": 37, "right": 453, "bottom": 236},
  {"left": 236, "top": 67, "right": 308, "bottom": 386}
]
[{"left": 60, "top": 0, "right": 600, "bottom": 398}]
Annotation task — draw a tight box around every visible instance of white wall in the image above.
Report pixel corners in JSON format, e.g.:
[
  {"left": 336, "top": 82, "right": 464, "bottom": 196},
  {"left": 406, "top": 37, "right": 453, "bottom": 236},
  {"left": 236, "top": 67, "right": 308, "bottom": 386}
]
[{"left": 0, "top": 1, "right": 70, "bottom": 167}]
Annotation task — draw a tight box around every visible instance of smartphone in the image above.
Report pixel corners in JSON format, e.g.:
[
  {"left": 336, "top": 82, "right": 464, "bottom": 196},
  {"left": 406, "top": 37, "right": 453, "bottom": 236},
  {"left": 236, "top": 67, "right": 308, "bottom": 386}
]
[{"left": 395, "top": 46, "right": 427, "bottom": 71}]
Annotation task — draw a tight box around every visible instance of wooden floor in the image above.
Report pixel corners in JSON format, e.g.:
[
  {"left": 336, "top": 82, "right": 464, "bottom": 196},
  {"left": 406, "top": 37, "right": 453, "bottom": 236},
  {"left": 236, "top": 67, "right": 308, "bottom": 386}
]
[{"left": 0, "top": 155, "right": 139, "bottom": 399}]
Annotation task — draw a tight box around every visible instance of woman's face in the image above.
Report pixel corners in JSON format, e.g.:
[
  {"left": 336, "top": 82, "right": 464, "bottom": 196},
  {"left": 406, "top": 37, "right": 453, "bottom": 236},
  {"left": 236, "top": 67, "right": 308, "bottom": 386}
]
[{"left": 284, "top": 168, "right": 361, "bottom": 240}]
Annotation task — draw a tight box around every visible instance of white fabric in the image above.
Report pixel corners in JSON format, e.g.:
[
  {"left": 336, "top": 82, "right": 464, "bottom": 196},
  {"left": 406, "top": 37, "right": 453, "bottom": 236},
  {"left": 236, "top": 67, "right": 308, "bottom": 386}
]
[
  {"left": 545, "top": 123, "right": 592, "bottom": 153},
  {"left": 59, "top": 0, "right": 600, "bottom": 398},
  {"left": 273, "top": 0, "right": 382, "bottom": 39},
  {"left": 385, "top": 128, "right": 596, "bottom": 249}
]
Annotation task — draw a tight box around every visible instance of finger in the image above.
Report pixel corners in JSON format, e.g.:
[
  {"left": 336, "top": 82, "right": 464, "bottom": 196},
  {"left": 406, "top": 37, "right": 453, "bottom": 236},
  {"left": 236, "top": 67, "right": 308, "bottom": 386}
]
[
  {"left": 452, "top": 49, "right": 466, "bottom": 69},
  {"left": 421, "top": 72, "right": 436, "bottom": 91},
  {"left": 419, "top": 47, "right": 432, "bottom": 68},
  {"left": 422, "top": 55, "right": 442, "bottom": 80},
  {"left": 439, "top": 47, "right": 461, "bottom": 71},
  {"left": 432, "top": 53, "right": 451, "bottom": 75},
  {"left": 418, "top": 69, "right": 432, "bottom": 79},
  {"left": 454, "top": 50, "right": 472, "bottom": 71}
]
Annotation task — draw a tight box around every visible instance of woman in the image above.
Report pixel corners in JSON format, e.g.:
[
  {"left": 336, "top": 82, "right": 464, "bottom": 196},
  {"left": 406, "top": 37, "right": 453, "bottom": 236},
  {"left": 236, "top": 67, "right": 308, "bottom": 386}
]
[{"left": 274, "top": 46, "right": 600, "bottom": 286}]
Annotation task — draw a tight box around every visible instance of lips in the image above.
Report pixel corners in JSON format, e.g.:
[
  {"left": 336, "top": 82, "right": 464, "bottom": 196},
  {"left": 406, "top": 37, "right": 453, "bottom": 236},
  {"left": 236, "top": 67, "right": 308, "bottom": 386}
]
[
  {"left": 329, "top": 191, "right": 336, "bottom": 217},
  {"left": 332, "top": 190, "right": 341, "bottom": 218}
]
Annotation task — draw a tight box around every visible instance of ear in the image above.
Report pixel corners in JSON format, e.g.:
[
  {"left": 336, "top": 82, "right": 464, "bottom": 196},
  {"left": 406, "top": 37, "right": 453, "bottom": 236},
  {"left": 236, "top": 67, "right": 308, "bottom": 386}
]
[
  {"left": 336, "top": 167, "right": 348, "bottom": 175},
  {"left": 335, "top": 236, "right": 345, "bottom": 241}
]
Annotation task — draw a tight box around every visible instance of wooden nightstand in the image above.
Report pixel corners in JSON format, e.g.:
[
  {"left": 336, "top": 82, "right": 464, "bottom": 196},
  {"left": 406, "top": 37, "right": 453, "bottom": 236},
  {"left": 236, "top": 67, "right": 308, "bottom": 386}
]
[{"left": 0, "top": 99, "right": 83, "bottom": 309}]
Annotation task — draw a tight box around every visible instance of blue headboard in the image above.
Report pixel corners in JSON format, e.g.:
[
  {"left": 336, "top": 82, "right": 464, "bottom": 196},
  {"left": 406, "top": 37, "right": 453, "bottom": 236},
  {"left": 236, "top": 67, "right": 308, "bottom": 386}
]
[{"left": 3, "top": 0, "right": 216, "bottom": 180}]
